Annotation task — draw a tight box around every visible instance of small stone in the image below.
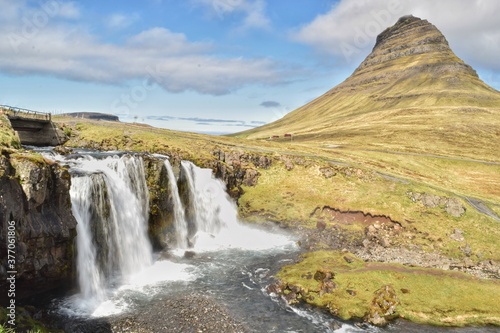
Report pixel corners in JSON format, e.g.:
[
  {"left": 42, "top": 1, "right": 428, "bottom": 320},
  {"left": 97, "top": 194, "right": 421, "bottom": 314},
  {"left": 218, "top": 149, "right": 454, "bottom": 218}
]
[
  {"left": 346, "top": 289, "right": 357, "bottom": 296},
  {"left": 284, "top": 291, "right": 298, "bottom": 304},
  {"left": 463, "top": 257, "right": 474, "bottom": 268},
  {"left": 461, "top": 244, "right": 473, "bottom": 257},
  {"left": 316, "top": 221, "right": 326, "bottom": 231},
  {"left": 343, "top": 256, "right": 354, "bottom": 264},
  {"left": 184, "top": 251, "right": 196, "bottom": 258},
  {"left": 450, "top": 228, "right": 465, "bottom": 242},
  {"left": 330, "top": 322, "right": 342, "bottom": 330},
  {"left": 445, "top": 198, "right": 466, "bottom": 217},
  {"left": 381, "top": 237, "right": 391, "bottom": 248},
  {"left": 421, "top": 193, "right": 441, "bottom": 208}
]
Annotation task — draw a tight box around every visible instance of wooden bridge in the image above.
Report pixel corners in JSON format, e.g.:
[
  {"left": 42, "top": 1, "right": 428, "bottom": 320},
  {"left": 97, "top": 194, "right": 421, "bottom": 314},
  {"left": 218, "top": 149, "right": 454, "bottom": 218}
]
[{"left": 1, "top": 105, "right": 66, "bottom": 146}]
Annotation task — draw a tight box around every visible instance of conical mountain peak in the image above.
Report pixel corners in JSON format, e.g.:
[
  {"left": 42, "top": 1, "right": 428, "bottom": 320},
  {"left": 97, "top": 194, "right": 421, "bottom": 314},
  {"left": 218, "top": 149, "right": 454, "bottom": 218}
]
[
  {"left": 374, "top": 15, "right": 446, "bottom": 51},
  {"left": 346, "top": 15, "right": 479, "bottom": 90},
  {"left": 237, "top": 16, "right": 500, "bottom": 161}
]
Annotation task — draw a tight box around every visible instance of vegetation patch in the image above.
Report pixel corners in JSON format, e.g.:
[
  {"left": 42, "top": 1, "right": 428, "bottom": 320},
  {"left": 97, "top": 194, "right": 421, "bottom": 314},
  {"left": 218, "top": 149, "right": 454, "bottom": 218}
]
[
  {"left": 275, "top": 250, "right": 500, "bottom": 327},
  {"left": 0, "top": 114, "right": 21, "bottom": 150},
  {"left": 239, "top": 162, "right": 500, "bottom": 262}
]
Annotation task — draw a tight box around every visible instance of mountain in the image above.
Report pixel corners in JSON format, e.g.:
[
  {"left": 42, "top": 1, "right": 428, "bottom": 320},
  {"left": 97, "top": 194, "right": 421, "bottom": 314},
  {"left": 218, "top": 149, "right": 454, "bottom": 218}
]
[
  {"left": 236, "top": 15, "right": 500, "bottom": 161},
  {"left": 61, "top": 112, "right": 119, "bottom": 121}
]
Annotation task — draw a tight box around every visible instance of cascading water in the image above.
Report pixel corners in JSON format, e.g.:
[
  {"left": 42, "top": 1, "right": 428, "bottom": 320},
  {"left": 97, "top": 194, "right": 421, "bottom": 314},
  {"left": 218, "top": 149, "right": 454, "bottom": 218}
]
[
  {"left": 179, "top": 161, "right": 291, "bottom": 251},
  {"left": 181, "top": 160, "right": 228, "bottom": 235},
  {"left": 70, "top": 175, "right": 107, "bottom": 304},
  {"left": 67, "top": 154, "right": 153, "bottom": 313},
  {"left": 164, "top": 159, "right": 188, "bottom": 249}
]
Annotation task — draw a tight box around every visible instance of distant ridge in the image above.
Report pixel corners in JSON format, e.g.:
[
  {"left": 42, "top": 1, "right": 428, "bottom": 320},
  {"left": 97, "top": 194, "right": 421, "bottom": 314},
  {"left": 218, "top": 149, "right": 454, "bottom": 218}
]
[
  {"left": 61, "top": 112, "right": 119, "bottom": 122},
  {"left": 236, "top": 16, "right": 500, "bottom": 160}
]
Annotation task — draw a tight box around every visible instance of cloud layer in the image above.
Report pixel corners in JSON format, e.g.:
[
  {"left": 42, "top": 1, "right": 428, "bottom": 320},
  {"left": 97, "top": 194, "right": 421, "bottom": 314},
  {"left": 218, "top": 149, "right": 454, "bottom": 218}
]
[
  {"left": 193, "top": 0, "right": 270, "bottom": 30},
  {"left": 0, "top": 1, "right": 285, "bottom": 95}
]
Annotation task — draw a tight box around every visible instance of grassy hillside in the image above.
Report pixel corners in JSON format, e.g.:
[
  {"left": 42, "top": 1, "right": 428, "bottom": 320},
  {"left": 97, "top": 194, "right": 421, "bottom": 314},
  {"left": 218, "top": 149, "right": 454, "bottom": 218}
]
[{"left": 234, "top": 17, "right": 500, "bottom": 163}]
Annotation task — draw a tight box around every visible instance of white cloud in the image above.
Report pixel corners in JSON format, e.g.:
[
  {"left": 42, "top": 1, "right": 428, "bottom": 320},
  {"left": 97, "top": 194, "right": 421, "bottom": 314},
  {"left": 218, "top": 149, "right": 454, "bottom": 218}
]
[
  {"left": 57, "top": 1, "right": 80, "bottom": 19},
  {"left": 193, "top": 0, "right": 270, "bottom": 30},
  {"left": 127, "top": 28, "right": 210, "bottom": 54},
  {"left": 241, "top": 0, "right": 270, "bottom": 30},
  {"left": 0, "top": 1, "right": 289, "bottom": 95},
  {"left": 293, "top": 0, "right": 500, "bottom": 73},
  {"left": 107, "top": 13, "right": 140, "bottom": 29}
]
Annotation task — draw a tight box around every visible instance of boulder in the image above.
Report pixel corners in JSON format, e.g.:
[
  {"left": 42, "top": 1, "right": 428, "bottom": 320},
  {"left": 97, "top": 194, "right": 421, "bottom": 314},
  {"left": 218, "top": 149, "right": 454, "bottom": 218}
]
[
  {"left": 367, "top": 285, "right": 399, "bottom": 326},
  {"left": 445, "top": 198, "right": 466, "bottom": 217}
]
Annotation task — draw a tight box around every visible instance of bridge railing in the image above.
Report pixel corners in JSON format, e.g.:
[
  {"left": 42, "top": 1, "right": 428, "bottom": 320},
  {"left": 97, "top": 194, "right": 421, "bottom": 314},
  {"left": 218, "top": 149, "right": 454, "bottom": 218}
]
[{"left": 0, "top": 105, "right": 51, "bottom": 121}]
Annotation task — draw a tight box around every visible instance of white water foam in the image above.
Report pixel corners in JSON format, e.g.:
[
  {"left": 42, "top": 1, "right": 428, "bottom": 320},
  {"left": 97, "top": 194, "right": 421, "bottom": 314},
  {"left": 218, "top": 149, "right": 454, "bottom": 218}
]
[
  {"left": 180, "top": 161, "right": 295, "bottom": 252},
  {"left": 90, "top": 260, "right": 196, "bottom": 317}
]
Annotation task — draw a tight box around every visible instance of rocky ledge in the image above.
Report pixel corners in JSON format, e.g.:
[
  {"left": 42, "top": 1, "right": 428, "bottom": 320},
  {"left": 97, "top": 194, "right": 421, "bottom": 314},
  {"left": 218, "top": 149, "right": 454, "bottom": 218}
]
[{"left": 0, "top": 152, "right": 77, "bottom": 301}]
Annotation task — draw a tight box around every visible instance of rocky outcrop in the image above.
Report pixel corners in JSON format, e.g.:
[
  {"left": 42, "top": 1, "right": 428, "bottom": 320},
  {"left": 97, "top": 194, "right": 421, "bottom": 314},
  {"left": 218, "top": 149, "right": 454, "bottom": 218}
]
[
  {"left": 0, "top": 153, "right": 77, "bottom": 301},
  {"left": 142, "top": 156, "right": 174, "bottom": 250},
  {"left": 206, "top": 149, "right": 273, "bottom": 198},
  {"left": 406, "top": 191, "right": 466, "bottom": 217},
  {"left": 356, "top": 15, "right": 478, "bottom": 79},
  {"left": 367, "top": 285, "right": 399, "bottom": 326}
]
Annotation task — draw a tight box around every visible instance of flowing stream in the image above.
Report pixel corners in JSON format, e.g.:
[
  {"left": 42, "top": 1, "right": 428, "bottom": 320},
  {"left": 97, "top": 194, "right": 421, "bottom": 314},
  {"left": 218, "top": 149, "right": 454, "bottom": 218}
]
[{"left": 40, "top": 149, "right": 497, "bottom": 333}]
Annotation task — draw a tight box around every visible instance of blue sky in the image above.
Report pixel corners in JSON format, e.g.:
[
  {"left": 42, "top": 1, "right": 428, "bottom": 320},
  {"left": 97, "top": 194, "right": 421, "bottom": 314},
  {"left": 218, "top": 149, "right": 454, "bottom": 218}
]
[{"left": 1, "top": 0, "right": 499, "bottom": 134}]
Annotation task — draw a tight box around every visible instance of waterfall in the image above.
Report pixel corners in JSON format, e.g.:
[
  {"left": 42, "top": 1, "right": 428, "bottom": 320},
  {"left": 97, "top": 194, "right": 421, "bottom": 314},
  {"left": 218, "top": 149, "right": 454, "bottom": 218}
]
[
  {"left": 69, "top": 155, "right": 153, "bottom": 309},
  {"left": 70, "top": 175, "right": 106, "bottom": 303},
  {"left": 164, "top": 160, "right": 188, "bottom": 249},
  {"left": 181, "top": 161, "right": 234, "bottom": 235},
  {"left": 179, "top": 161, "right": 290, "bottom": 251}
]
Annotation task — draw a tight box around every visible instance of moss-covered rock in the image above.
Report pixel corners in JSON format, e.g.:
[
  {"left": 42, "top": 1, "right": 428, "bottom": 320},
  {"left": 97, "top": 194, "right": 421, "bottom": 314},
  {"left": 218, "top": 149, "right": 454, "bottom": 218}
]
[
  {"left": 367, "top": 285, "right": 399, "bottom": 326},
  {"left": 0, "top": 114, "right": 21, "bottom": 150},
  {"left": 142, "top": 155, "right": 174, "bottom": 250}
]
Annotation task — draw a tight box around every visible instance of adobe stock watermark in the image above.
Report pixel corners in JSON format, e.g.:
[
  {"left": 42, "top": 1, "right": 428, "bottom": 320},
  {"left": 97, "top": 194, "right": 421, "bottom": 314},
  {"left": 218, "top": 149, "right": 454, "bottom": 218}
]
[
  {"left": 340, "top": 0, "right": 403, "bottom": 63},
  {"left": 110, "top": 65, "right": 167, "bottom": 119},
  {"left": 210, "top": 0, "right": 242, "bottom": 16},
  {"left": 6, "top": 220, "right": 17, "bottom": 327},
  {"left": 8, "top": 0, "right": 65, "bottom": 53}
]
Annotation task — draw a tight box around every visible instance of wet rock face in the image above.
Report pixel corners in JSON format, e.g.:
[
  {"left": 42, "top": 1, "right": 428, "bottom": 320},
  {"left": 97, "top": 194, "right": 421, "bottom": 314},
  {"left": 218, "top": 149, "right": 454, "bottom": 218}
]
[
  {"left": 142, "top": 156, "right": 173, "bottom": 250},
  {"left": 0, "top": 155, "right": 77, "bottom": 300}
]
